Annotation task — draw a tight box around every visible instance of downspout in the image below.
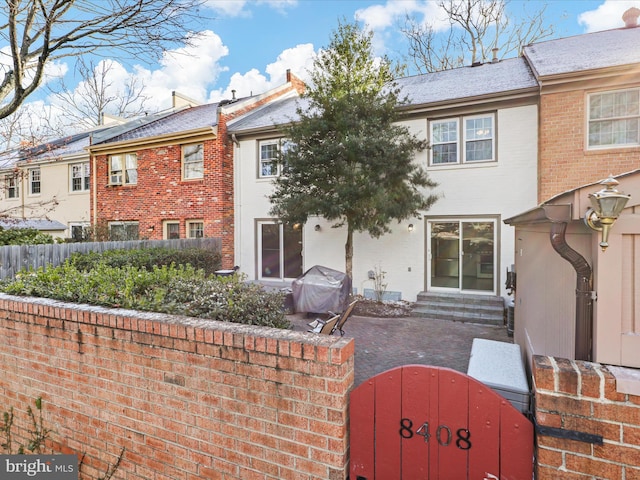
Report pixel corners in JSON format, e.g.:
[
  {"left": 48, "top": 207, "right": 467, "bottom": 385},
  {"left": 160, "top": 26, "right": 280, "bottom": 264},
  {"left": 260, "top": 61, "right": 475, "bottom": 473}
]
[{"left": 549, "top": 221, "right": 593, "bottom": 361}]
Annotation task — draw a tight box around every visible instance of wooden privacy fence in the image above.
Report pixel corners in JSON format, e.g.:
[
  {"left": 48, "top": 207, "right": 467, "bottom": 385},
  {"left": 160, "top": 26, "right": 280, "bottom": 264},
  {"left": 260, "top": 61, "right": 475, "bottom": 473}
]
[{"left": 0, "top": 237, "right": 221, "bottom": 280}]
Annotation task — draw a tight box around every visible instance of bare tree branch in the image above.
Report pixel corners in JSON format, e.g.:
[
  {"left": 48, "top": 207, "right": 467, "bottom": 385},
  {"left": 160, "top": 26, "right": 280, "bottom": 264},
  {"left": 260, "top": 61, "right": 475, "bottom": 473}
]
[
  {"left": 0, "top": 0, "right": 204, "bottom": 119},
  {"left": 48, "top": 57, "right": 149, "bottom": 128},
  {"left": 402, "top": 0, "right": 554, "bottom": 73}
]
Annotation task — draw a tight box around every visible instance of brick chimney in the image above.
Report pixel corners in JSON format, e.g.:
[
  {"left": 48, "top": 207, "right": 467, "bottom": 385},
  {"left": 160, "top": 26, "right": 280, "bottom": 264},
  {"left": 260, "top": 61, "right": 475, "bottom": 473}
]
[{"left": 622, "top": 7, "right": 640, "bottom": 28}]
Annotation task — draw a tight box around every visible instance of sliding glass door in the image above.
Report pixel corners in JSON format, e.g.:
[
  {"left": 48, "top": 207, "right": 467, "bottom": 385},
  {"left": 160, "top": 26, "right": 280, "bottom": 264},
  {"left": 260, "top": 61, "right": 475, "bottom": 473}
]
[
  {"left": 258, "top": 222, "right": 303, "bottom": 280},
  {"left": 428, "top": 219, "right": 496, "bottom": 293}
]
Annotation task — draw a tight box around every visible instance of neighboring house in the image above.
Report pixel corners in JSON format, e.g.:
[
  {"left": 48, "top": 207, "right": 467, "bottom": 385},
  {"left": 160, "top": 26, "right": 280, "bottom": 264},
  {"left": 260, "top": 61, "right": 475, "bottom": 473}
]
[
  {"left": 87, "top": 72, "right": 304, "bottom": 267},
  {"left": 505, "top": 13, "right": 640, "bottom": 369},
  {"left": 524, "top": 19, "right": 640, "bottom": 201},
  {"left": 228, "top": 57, "right": 540, "bottom": 303},
  {"left": 0, "top": 131, "right": 97, "bottom": 240}
]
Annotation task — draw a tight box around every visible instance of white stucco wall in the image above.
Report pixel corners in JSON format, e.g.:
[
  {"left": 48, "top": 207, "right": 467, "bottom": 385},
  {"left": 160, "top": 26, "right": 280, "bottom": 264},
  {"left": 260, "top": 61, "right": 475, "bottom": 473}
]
[
  {"left": 234, "top": 104, "right": 538, "bottom": 301},
  {"left": 0, "top": 158, "right": 91, "bottom": 239}
]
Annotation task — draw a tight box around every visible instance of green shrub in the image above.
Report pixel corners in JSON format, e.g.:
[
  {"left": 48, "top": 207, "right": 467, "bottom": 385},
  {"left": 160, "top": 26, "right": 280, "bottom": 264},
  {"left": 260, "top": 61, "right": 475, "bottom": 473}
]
[
  {"left": 1, "top": 252, "right": 289, "bottom": 329},
  {"left": 68, "top": 246, "right": 222, "bottom": 276},
  {"left": 0, "top": 228, "right": 54, "bottom": 245}
]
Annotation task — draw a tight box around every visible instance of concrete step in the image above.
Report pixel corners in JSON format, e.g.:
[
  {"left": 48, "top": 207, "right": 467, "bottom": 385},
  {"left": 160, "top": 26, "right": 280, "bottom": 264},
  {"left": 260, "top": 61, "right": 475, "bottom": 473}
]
[{"left": 413, "top": 292, "right": 505, "bottom": 325}]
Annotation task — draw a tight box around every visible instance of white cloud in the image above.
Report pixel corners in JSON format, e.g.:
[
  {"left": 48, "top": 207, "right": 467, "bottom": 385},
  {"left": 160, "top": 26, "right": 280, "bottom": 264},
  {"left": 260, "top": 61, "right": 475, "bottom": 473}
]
[
  {"left": 208, "top": 43, "right": 315, "bottom": 102},
  {"left": 356, "top": 0, "right": 448, "bottom": 33},
  {"left": 134, "top": 30, "right": 230, "bottom": 110},
  {"left": 204, "top": 0, "right": 297, "bottom": 17},
  {"left": 578, "top": 0, "right": 640, "bottom": 32},
  {"left": 0, "top": 45, "right": 68, "bottom": 95}
]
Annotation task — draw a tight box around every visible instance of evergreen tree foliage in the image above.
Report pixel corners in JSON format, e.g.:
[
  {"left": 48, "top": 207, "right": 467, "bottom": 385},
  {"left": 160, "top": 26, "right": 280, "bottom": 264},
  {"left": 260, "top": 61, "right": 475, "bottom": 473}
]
[{"left": 269, "top": 20, "right": 438, "bottom": 278}]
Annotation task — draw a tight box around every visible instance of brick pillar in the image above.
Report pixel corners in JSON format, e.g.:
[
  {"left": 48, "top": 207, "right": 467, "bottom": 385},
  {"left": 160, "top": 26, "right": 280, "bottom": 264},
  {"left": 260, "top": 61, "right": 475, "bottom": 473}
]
[{"left": 533, "top": 355, "right": 640, "bottom": 479}]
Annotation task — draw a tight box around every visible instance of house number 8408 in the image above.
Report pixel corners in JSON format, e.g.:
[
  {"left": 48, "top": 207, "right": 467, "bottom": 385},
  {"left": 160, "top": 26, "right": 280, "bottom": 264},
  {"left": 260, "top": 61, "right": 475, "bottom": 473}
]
[{"left": 399, "top": 418, "right": 472, "bottom": 450}]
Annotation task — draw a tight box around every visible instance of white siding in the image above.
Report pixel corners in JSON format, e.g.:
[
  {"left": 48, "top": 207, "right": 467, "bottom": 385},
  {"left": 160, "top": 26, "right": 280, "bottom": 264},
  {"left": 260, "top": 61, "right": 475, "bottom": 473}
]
[{"left": 234, "top": 104, "right": 538, "bottom": 301}]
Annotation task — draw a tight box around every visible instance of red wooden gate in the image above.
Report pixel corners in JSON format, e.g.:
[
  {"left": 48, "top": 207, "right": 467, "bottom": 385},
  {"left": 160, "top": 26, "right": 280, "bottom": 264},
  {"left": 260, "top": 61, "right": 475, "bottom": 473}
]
[{"left": 350, "top": 365, "right": 533, "bottom": 479}]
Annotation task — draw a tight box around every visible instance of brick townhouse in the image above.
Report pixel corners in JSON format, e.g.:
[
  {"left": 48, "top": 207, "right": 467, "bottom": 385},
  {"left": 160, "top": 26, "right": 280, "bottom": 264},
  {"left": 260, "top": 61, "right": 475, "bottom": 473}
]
[
  {"left": 524, "top": 16, "right": 640, "bottom": 201},
  {"left": 88, "top": 72, "right": 304, "bottom": 267}
]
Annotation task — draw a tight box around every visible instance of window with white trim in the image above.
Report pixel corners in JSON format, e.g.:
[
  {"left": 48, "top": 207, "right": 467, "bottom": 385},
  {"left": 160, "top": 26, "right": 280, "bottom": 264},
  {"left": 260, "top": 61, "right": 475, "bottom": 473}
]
[
  {"left": 164, "top": 221, "right": 180, "bottom": 239},
  {"left": 109, "top": 153, "right": 137, "bottom": 185},
  {"left": 430, "top": 114, "right": 495, "bottom": 165},
  {"left": 108, "top": 221, "right": 139, "bottom": 240},
  {"left": 70, "top": 162, "right": 90, "bottom": 192},
  {"left": 259, "top": 139, "right": 283, "bottom": 178},
  {"left": 588, "top": 88, "right": 640, "bottom": 148},
  {"left": 182, "top": 143, "right": 204, "bottom": 180},
  {"left": 29, "top": 167, "right": 41, "bottom": 195},
  {"left": 186, "top": 220, "right": 204, "bottom": 238},
  {"left": 5, "top": 174, "right": 19, "bottom": 199},
  {"left": 70, "top": 223, "right": 90, "bottom": 242}
]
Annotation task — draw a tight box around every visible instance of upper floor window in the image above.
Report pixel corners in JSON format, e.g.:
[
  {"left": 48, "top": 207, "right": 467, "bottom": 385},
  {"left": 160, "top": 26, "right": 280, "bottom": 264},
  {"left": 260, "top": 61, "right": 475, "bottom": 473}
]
[
  {"left": 430, "top": 114, "right": 495, "bottom": 165},
  {"left": 29, "top": 167, "right": 41, "bottom": 195},
  {"left": 588, "top": 89, "right": 640, "bottom": 148},
  {"left": 259, "top": 139, "right": 286, "bottom": 178},
  {"left": 109, "top": 153, "right": 137, "bottom": 185},
  {"left": 182, "top": 143, "right": 204, "bottom": 180},
  {"left": 5, "top": 174, "right": 19, "bottom": 199},
  {"left": 70, "top": 162, "right": 90, "bottom": 192}
]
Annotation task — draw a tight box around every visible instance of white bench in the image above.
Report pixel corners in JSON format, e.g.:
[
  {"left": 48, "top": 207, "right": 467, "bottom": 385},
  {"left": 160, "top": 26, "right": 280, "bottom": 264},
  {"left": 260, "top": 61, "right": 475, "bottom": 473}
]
[{"left": 467, "top": 338, "right": 530, "bottom": 414}]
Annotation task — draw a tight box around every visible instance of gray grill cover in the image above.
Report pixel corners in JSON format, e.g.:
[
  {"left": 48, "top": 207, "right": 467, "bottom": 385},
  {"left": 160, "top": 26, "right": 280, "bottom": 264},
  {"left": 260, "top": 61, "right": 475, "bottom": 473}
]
[{"left": 292, "top": 265, "right": 351, "bottom": 314}]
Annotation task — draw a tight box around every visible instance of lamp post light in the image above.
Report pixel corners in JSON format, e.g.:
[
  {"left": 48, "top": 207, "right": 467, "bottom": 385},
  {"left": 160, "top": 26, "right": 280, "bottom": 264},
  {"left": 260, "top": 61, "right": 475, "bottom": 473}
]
[{"left": 584, "top": 175, "right": 630, "bottom": 252}]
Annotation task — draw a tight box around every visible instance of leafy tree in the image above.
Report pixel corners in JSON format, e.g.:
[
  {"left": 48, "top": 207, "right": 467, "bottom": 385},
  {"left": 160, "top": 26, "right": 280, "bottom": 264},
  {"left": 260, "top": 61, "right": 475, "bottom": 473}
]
[
  {"left": 269, "top": 20, "right": 438, "bottom": 279},
  {"left": 402, "top": 0, "right": 554, "bottom": 73},
  {"left": 0, "top": 0, "right": 203, "bottom": 120}
]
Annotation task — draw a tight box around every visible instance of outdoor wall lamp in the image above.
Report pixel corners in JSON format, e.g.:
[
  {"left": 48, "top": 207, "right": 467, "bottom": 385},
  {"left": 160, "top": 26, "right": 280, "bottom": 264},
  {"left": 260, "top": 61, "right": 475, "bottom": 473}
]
[
  {"left": 408, "top": 224, "right": 414, "bottom": 232},
  {"left": 314, "top": 224, "right": 321, "bottom": 232},
  {"left": 584, "top": 175, "right": 630, "bottom": 252}
]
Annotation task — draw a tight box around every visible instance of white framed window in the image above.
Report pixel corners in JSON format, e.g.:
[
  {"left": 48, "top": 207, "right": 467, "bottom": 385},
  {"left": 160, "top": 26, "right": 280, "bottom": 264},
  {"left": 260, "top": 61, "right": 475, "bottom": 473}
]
[
  {"left": 431, "top": 119, "right": 459, "bottom": 164},
  {"left": 182, "top": 143, "right": 204, "bottom": 180},
  {"left": 5, "top": 174, "right": 19, "bottom": 199},
  {"left": 29, "top": 167, "right": 41, "bottom": 195},
  {"left": 108, "top": 221, "right": 139, "bottom": 241},
  {"left": 430, "top": 114, "right": 495, "bottom": 165},
  {"left": 109, "top": 153, "right": 137, "bottom": 185},
  {"left": 259, "top": 139, "right": 283, "bottom": 178},
  {"left": 588, "top": 88, "right": 640, "bottom": 148},
  {"left": 186, "top": 220, "right": 204, "bottom": 238},
  {"left": 69, "top": 223, "right": 90, "bottom": 242},
  {"left": 164, "top": 221, "right": 180, "bottom": 239},
  {"left": 70, "top": 162, "right": 90, "bottom": 192}
]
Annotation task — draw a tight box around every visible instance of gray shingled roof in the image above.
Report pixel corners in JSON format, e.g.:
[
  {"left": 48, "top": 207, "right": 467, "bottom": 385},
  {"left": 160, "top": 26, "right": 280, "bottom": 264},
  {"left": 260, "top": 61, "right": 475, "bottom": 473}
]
[
  {"left": 395, "top": 56, "right": 537, "bottom": 106},
  {"left": 92, "top": 103, "right": 219, "bottom": 145},
  {"left": 227, "top": 96, "right": 308, "bottom": 133},
  {"left": 228, "top": 57, "right": 536, "bottom": 134},
  {"left": 524, "top": 26, "right": 640, "bottom": 77},
  {"left": 0, "top": 218, "right": 67, "bottom": 231}
]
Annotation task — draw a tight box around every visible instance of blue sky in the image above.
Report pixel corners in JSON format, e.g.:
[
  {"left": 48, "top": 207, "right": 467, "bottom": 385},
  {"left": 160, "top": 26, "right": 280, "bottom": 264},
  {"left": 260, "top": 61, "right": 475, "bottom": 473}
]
[{"left": 8, "top": 0, "right": 640, "bottom": 132}]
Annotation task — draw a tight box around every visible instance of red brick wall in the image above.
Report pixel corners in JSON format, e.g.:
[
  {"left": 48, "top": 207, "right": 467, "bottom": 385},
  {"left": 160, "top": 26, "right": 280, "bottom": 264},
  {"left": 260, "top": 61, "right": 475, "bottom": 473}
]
[
  {"left": 533, "top": 355, "right": 640, "bottom": 479},
  {"left": 539, "top": 90, "right": 640, "bottom": 202},
  {"left": 92, "top": 82, "right": 304, "bottom": 269},
  {"left": 0, "top": 294, "right": 354, "bottom": 480}
]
